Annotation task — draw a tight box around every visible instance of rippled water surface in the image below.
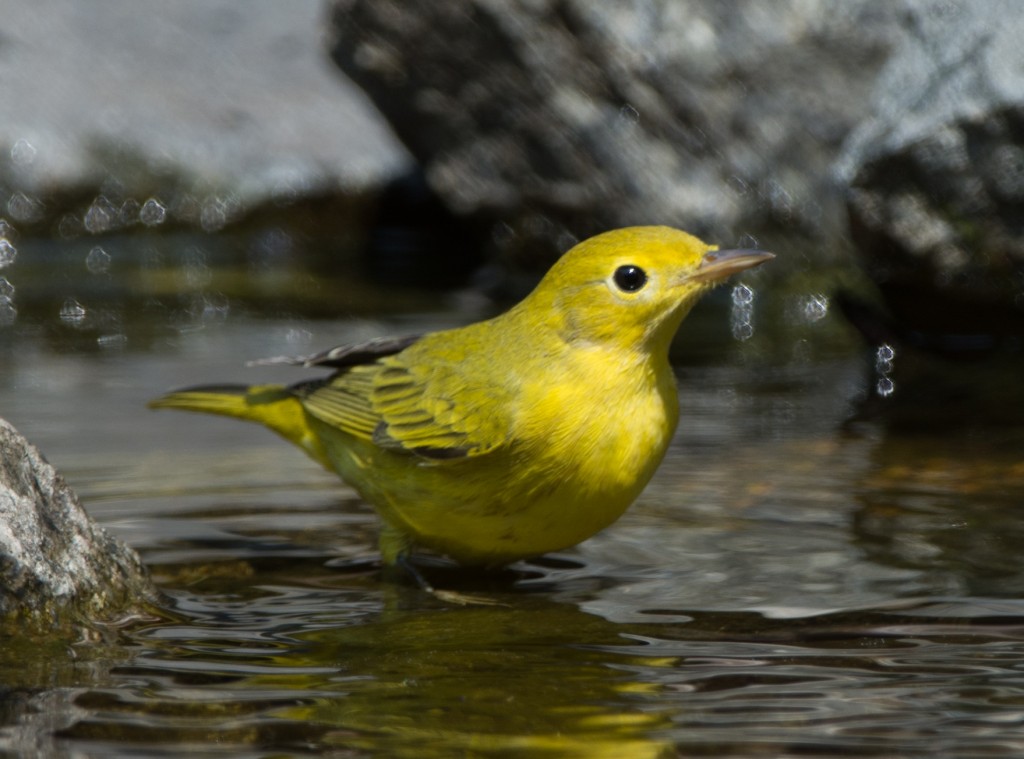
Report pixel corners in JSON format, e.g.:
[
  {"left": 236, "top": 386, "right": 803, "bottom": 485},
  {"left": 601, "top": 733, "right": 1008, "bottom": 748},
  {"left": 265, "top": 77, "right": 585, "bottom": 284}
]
[{"left": 2, "top": 260, "right": 1024, "bottom": 757}]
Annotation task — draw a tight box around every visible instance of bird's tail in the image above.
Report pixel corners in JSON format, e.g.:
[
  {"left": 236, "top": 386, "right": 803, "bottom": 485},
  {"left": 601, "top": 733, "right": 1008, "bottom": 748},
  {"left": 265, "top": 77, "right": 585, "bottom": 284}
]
[{"left": 148, "top": 384, "right": 330, "bottom": 468}]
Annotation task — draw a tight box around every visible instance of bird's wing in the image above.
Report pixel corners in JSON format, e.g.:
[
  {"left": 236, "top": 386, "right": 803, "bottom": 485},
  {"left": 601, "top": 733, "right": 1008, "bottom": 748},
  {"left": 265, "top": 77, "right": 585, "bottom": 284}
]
[
  {"left": 249, "top": 334, "right": 422, "bottom": 369},
  {"left": 295, "top": 347, "right": 511, "bottom": 461},
  {"left": 291, "top": 365, "right": 382, "bottom": 442}
]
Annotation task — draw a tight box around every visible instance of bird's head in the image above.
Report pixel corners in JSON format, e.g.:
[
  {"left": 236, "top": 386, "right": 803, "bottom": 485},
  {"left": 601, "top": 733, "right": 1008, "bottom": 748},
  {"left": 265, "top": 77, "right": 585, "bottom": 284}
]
[{"left": 524, "top": 226, "right": 774, "bottom": 356}]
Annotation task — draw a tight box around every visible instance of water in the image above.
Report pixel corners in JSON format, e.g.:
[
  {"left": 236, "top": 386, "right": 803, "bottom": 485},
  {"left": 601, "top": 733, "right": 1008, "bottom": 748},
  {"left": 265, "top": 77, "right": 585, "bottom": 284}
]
[{"left": 2, "top": 251, "right": 1024, "bottom": 756}]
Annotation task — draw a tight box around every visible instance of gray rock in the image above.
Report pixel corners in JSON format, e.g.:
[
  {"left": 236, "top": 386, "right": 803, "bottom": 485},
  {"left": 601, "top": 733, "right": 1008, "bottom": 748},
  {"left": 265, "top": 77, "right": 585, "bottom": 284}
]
[
  {"left": 0, "top": 417, "right": 159, "bottom": 633},
  {"left": 328, "top": 0, "right": 900, "bottom": 260},
  {"left": 0, "top": 0, "right": 408, "bottom": 234},
  {"left": 839, "top": 0, "right": 1024, "bottom": 354}
]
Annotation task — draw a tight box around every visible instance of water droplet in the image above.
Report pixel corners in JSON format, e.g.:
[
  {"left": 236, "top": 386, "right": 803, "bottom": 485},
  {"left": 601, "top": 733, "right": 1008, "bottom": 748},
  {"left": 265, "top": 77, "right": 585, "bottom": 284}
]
[
  {"left": 874, "top": 344, "right": 896, "bottom": 398},
  {"left": 0, "top": 296, "right": 16, "bottom": 327},
  {"left": 7, "top": 192, "right": 43, "bottom": 224},
  {"left": 801, "top": 293, "right": 829, "bottom": 322},
  {"left": 84, "top": 199, "right": 113, "bottom": 234},
  {"left": 0, "top": 238, "right": 16, "bottom": 269},
  {"left": 732, "top": 321, "right": 754, "bottom": 341},
  {"left": 85, "top": 246, "right": 111, "bottom": 274},
  {"left": 730, "top": 284, "right": 756, "bottom": 341},
  {"left": 0, "top": 277, "right": 14, "bottom": 299},
  {"left": 140, "top": 197, "right": 167, "bottom": 226},
  {"left": 200, "top": 197, "right": 228, "bottom": 232},
  {"left": 10, "top": 138, "right": 36, "bottom": 166},
  {"left": 736, "top": 234, "right": 759, "bottom": 250},
  {"left": 173, "top": 193, "right": 201, "bottom": 225},
  {"left": 57, "top": 213, "right": 83, "bottom": 239},
  {"left": 59, "top": 297, "right": 87, "bottom": 327},
  {"left": 0, "top": 219, "right": 15, "bottom": 239},
  {"left": 731, "top": 283, "right": 755, "bottom": 306},
  {"left": 118, "top": 198, "right": 141, "bottom": 226},
  {"left": 619, "top": 104, "right": 640, "bottom": 124},
  {"left": 875, "top": 343, "right": 895, "bottom": 373},
  {"left": 97, "top": 333, "right": 128, "bottom": 350},
  {"left": 876, "top": 377, "right": 895, "bottom": 397}
]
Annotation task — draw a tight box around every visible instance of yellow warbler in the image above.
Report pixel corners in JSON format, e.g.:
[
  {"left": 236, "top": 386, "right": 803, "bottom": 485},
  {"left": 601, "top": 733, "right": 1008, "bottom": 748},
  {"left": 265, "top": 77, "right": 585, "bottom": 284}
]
[{"left": 150, "top": 226, "right": 772, "bottom": 568}]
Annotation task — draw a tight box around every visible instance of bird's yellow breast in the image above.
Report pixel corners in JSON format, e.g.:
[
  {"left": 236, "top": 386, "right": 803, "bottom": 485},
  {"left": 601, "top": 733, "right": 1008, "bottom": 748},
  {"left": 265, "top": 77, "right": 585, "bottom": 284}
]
[
  {"left": 515, "top": 344, "right": 678, "bottom": 498},
  {"left": 319, "top": 344, "right": 678, "bottom": 566}
]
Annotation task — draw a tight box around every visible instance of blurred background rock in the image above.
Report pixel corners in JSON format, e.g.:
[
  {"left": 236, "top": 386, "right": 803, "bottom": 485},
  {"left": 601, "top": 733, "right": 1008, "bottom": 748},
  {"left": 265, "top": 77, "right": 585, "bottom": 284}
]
[
  {"left": 0, "top": 0, "right": 407, "bottom": 235},
  {"left": 2, "top": 0, "right": 1023, "bottom": 376},
  {"left": 330, "top": 0, "right": 895, "bottom": 267}
]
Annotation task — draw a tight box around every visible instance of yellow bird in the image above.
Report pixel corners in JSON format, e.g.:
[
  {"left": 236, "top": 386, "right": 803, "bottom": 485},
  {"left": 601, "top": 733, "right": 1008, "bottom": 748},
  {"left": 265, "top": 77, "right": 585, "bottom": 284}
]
[{"left": 150, "top": 226, "right": 772, "bottom": 570}]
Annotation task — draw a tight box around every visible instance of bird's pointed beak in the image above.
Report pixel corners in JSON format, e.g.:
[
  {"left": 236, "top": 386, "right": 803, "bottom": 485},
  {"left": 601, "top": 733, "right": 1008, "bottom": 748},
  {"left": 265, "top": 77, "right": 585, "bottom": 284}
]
[{"left": 689, "top": 248, "right": 775, "bottom": 284}]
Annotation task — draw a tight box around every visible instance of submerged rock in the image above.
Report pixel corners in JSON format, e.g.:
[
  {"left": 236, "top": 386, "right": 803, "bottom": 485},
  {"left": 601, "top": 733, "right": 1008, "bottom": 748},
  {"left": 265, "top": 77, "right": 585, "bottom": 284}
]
[{"left": 0, "top": 418, "right": 159, "bottom": 634}]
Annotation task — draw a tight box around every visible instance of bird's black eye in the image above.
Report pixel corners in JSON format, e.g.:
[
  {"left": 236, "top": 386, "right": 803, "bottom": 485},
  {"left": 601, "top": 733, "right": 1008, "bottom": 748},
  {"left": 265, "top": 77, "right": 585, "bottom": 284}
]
[{"left": 613, "top": 264, "right": 647, "bottom": 292}]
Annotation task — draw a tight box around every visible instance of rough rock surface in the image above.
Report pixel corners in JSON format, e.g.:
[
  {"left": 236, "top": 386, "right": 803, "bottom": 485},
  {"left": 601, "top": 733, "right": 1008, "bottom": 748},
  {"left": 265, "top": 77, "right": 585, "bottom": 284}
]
[
  {"left": 0, "top": 418, "right": 158, "bottom": 632},
  {"left": 839, "top": 0, "right": 1024, "bottom": 354},
  {"left": 329, "top": 0, "right": 900, "bottom": 261}
]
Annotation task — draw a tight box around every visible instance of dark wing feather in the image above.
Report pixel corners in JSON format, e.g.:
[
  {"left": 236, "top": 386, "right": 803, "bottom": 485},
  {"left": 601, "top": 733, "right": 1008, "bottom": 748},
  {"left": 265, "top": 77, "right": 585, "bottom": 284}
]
[{"left": 249, "top": 334, "right": 422, "bottom": 369}]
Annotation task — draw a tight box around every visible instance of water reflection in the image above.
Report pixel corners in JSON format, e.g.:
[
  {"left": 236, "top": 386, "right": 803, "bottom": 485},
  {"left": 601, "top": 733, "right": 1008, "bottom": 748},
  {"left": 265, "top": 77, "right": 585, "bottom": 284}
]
[
  {"left": 283, "top": 601, "right": 673, "bottom": 757},
  {"left": 855, "top": 435, "right": 1024, "bottom": 597},
  {"left": 11, "top": 550, "right": 1024, "bottom": 757}
]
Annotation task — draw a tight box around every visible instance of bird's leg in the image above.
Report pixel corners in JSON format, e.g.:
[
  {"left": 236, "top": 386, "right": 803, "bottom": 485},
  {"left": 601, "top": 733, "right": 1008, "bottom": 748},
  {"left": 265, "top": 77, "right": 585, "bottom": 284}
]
[
  {"left": 378, "top": 524, "right": 430, "bottom": 588},
  {"left": 396, "top": 554, "right": 435, "bottom": 593},
  {"left": 379, "top": 524, "right": 504, "bottom": 606}
]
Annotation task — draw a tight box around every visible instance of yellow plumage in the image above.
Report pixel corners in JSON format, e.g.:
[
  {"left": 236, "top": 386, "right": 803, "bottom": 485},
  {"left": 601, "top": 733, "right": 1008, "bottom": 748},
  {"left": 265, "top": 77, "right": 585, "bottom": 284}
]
[{"left": 150, "top": 226, "right": 772, "bottom": 567}]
